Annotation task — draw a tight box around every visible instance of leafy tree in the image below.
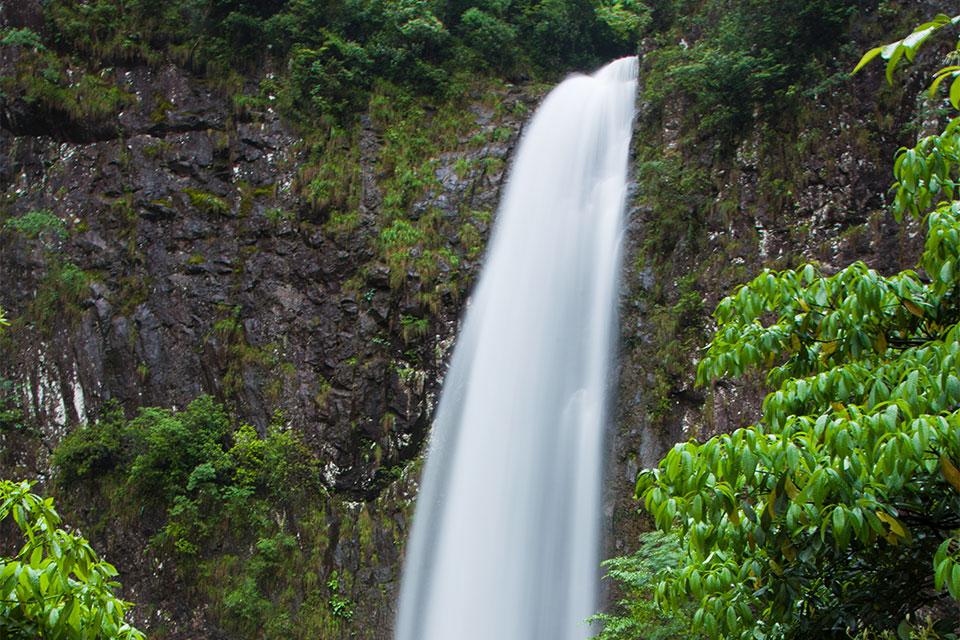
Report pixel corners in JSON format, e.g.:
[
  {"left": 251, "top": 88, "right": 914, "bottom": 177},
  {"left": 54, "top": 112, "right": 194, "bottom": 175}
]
[
  {"left": 647, "top": 0, "right": 864, "bottom": 142},
  {"left": 520, "top": 0, "right": 608, "bottom": 71},
  {"left": 636, "top": 15, "right": 960, "bottom": 639},
  {"left": 0, "top": 28, "right": 46, "bottom": 51},
  {"left": 457, "top": 7, "right": 518, "bottom": 72},
  {"left": 0, "top": 480, "right": 145, "bottom": 639},
  {"left": 285, "top": 36, "right": 372, "bottom": 121},
  {"left": 593, "top": 0, "right": 651, "bottom": 47}
]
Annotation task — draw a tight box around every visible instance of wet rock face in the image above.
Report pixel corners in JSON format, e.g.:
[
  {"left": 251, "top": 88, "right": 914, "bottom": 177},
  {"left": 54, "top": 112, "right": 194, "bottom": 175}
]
[
  {"left": 0, "top": 0, "right": 43, "bottom": 32},
  {"left": 0, "top": 50, "right": 528, "bottom": 635},
  {"left": 0, "top": 60, "right": 525, "bottom": 495}
]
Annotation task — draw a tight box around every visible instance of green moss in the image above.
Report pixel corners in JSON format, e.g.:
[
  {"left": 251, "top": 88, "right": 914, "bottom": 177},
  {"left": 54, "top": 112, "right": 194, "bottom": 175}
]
[
  {"left": 184, "top": 189, "right": 231, "bottom": 217},
  {"left": 142, "top": 140, "right": 171, "bottom": 158},
  {"left": 323, "top": 211, "right": 360, "bottom": 238},
  {"left": 313, "top": 376, "right": 332, "bottom": 408},
  {"left": 27, "top": 261, "right": 93, "bottom": 335},
  {"left": 4, "top": 209, "right": 67, "bottom": 242},
  {"left": 265, "top": 207, "right": 296, "bottom": 226},
  {"left": 209, "top": 306, "right": 289, "bottom": 403},
  {"left": 399, "top": 315, "right": 429, "bottom": 343},
  {"left": 238, "top": 182, "right": 275, "bottom": 217},
  {"left": 116, "top": 274, "right": 151, "bottom": 316},
  {"left": 297, "top": 128, "right": 362, "bottom": 219}
]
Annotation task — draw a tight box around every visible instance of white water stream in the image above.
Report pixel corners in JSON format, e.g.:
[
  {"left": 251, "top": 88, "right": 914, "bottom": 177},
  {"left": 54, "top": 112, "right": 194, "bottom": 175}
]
[{"left": 395, "top": 56, "right": 639, "bottom": 640}]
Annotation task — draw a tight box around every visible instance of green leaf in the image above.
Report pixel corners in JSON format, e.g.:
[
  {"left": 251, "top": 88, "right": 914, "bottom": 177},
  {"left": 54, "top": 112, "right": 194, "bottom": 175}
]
[
  {"left": 940, "top": 260, "right": 955, "bottom": 283},
  {"left": 832, "top": 508, "right": 846, "bottom": 541},
  {"left": 951, "top": 76, "right": 960, "bottom": 109},
  {"left": 886, "top": 46, "right": 905, "bottom": 84},
  {"left": 852, "top": 46, "right": 883, "bottom": 74}
]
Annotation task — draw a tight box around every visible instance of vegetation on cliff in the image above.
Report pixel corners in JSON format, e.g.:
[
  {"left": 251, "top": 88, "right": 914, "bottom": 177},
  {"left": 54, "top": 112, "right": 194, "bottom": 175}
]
[
  {"left": 0, "top": 312, "right": 143, "bottom": 640},
  {"left": 628, "top": 14, "right": 960, "bottom": 639},
  {"left": 4, "top": 0, "right": 641, "bottom": 128},
  {"left": 50, "top": 395, "right": 410, "bottom": 639}
]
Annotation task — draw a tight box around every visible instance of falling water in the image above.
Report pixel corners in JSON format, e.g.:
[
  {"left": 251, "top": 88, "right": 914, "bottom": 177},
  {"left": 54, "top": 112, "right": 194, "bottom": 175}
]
[{"left": 395, "top": 57, "right": 639, "bottom": 640}]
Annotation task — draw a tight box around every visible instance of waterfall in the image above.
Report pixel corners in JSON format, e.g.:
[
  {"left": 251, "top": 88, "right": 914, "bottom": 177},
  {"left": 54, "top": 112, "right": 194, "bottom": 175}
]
[{"left": 395, "top": 56, "right": 639, "bottom": 640}]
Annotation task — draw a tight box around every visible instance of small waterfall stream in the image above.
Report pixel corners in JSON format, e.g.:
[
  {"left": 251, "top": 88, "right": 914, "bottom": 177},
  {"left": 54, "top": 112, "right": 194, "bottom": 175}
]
[{"left": 395, "top": 57, "right": 639, "bottom": 640}]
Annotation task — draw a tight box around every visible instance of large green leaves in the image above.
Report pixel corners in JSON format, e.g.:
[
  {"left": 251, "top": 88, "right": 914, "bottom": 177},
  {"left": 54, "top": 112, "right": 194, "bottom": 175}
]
[
  {"left": 853, "top": 14, "right": 960, "bottom": 84},
  {"left": 0, "top": 480, "right": 145, "bottom": 640},
  {"left": 638, "top": 17, "right": 960, "bottom": 639}
]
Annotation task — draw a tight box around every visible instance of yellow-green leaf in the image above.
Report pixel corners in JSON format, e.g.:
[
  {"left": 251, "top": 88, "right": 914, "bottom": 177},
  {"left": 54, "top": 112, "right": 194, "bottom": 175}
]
[
  {"left": 941, "top": 455, "right": 960, "bottom": 493},
  {"left": 877, "top": 510, "right": 908, "bottom": 538},
  {"left": 852, "top": 46, "right": 883, "bottom": 74},
  {"left": 903, "top": 299, "right": 924, "bottom": 317},
  {"left": 951, "top": 76, "right": 960, "bottom": 109},
  {"left": 875, "top": 333, "right": 888, "bottom": 354}
]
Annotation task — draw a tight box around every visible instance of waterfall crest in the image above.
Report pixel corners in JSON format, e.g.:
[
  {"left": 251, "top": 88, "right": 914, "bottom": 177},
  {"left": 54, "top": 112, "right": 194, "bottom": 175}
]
[{"left": 395, "top": 56, "right": 639, "bottom": 640}]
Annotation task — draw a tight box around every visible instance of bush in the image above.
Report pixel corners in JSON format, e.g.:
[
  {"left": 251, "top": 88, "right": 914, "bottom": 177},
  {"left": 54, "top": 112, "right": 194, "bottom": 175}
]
[
  {"left": 52, "top": 395, "right": 323, "bottom": 558},
  {"left": 286, "top": 37, "right": 372, "bottom": 120},
  {"left": 127, "top": 395, "right": 232, "bottom": 498},
  {"left": 0, "top": 27, "right": 45, "bottom": 50},
  {"left": 646, "top": 0, "right": 865, "bottom": 142},
  {"left": 4, "top": 209, "right": 66, "bottom": 242},
  {"left": 458, "top": 8, "right": 518, "bottom": 71},
  {"left": 593, "top": 0, "right": 652, "bottom": 46},
  {"left": 52, "top": 402, "right": 127, "bottom": 486},
  {"left": 591, "top": 532, "right": 698, "bottom": 640}
]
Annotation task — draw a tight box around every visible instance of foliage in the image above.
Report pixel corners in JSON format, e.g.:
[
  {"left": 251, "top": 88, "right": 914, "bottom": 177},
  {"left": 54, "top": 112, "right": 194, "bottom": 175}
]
[
  {"left": 326, "top": 570, "right": 355, "bottom": 620},
  {"left": 641, "top": 0, "right": 867, "bottom": 143},
  {"left": 0, "top": 36, "right": 132, "bottom": 132},
  {"left": 636, "top": 17, "right": 960, "bottom": 639},
  {"left": 50, "top": 403, "right": 127, "bottom": 487},
  {"left": 183, "top": 189, "right": 231, "bottom": 217},
  {"left": 591, "top": 531, "right": 697, "bottom": 640},
  {"left": 593, "top": 0, "right": 651, "bottom": 47},
  {"left": 0, "top": 28, "right": 45, "bottom": 51},
  {"left": 4, "top": 210, "right": 67, "bottom": 243},
  {"left": 285, "top": 38, "right": 372, "bottom": 121},
  {"left": 27, "top": 262, "right": 91, "bottom": 335},
  {"left": 854, "top": 13, "right": 960, "bottom": 87},
  {"left": 3, "top": 210, "right": 91, "bottom": 337},
  {"left": 31, "top": 0, "right": 636, "bottom": 128},
  {"left": 0, "top": 479, "right": 144, "bottom": 640},
  {"left": 457, "top": 8, "right": 518, "bottom": 72},
  {"left": 50, "top": 397, "right": 362, "bottom": 638}
]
